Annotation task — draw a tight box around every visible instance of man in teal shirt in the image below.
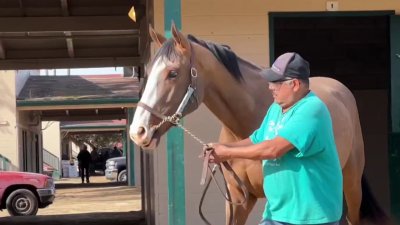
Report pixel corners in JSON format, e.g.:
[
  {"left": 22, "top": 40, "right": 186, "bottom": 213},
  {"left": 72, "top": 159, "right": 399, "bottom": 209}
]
[{"left": 208, "top": 52, "right": 343, "bottom": 225}]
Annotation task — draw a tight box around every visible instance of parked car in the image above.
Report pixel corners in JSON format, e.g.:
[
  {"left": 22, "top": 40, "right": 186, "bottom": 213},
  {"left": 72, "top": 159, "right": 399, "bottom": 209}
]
[
  {"left": 0, "top": 171, "right": 55, "bottom": 216},
  {"left": 105, "top": 156, "right": 127, "bottom": 182}
]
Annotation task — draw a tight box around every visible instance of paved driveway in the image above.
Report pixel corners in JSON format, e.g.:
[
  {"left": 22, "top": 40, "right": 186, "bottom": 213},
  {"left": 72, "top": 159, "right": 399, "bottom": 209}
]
[{"left": 0, "top": 176, "right": 145, "bottom": 225}]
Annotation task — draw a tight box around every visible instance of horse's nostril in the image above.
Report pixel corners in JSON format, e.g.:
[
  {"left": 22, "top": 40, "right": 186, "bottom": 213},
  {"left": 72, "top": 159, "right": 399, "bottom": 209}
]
[{"left": 137, "top": 126, "right": 146, "bottom": 136}]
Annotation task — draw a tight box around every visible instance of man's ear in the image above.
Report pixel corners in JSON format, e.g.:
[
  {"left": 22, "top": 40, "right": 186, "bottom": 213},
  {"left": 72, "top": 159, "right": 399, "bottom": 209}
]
[{"left": 293, "top": 79, "right": 301, "bottom": 91}]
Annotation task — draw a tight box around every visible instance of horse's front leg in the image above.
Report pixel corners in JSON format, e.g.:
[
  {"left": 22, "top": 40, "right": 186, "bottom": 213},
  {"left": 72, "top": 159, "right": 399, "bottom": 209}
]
[
  {"left": 218, "top": 127, "right": 260, "bottom": 225},
  {"left": 225, "top": 186, "right": 258, "bottom": 225},
  {"left": 222, "top": 157, "right": 264, "bottom": 225}
]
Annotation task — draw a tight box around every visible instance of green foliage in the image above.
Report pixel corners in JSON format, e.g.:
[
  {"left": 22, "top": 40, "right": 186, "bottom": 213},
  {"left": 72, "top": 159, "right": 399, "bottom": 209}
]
[{"left": 63, "top": 132, "right": 122, "bottom": 149}]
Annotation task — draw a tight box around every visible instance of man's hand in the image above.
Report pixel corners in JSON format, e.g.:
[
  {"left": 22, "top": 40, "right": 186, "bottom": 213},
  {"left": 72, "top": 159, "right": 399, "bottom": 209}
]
[{"left": 203, "top": 143, "right": 231, "bottom": 164}]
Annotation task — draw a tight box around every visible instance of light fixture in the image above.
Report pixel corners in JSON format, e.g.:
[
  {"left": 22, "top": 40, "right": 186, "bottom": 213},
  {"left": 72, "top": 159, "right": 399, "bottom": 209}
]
[{"left": 128, "top": 6, "right": 136, "bottom": 22}]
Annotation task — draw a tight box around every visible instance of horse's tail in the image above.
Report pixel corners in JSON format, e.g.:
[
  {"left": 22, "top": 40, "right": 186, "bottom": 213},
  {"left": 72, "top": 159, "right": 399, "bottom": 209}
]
[{"left": 360, "top": 174, "right": 391, "bottom": 224}]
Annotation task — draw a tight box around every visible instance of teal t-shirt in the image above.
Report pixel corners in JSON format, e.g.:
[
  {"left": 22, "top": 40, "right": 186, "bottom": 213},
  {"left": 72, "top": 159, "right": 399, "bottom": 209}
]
[{"left": 250, "top": 92, "right": 343, "bottom": 224}]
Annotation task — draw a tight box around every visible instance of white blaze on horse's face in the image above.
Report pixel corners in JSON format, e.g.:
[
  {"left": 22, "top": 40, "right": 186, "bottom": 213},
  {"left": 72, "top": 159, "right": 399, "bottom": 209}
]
[{"left": 130, "top": 57, "right": 166, "bottom": 147}]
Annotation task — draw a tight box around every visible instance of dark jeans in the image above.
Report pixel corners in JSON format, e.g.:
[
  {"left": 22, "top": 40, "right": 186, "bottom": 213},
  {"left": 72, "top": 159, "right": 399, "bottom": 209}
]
[
  {"left": 79, "top": 164, "right": 90, "bottom": 183},
  {"left": 259, "top": 219, "right": 340, "bottom": 225}
]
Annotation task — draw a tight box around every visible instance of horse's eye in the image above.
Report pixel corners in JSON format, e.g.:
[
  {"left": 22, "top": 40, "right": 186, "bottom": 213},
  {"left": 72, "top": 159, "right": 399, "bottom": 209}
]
[{"left": 168, "top": 70, "right": 178, "bottom": 79}]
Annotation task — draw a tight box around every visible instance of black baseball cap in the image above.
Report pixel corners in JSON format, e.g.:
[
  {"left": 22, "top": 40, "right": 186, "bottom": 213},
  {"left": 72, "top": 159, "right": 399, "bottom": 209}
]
[{"left": 262, "top": 52, "right": 310, "bottom": 82}]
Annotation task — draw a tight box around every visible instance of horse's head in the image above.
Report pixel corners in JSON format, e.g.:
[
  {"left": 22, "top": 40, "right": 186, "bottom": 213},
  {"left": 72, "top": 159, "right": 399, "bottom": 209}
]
[{"left": 130, "top": 24, "right": 205, "bottom": 149}]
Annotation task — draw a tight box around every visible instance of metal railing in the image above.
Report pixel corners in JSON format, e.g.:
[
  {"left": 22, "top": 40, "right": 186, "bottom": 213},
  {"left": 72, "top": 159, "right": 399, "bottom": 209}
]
[
  {"left": 0, "top": 154, "right": 11, "bottom": 171},
  {"left": 43, "top": 148, "right": 60, "bottom": 171}
]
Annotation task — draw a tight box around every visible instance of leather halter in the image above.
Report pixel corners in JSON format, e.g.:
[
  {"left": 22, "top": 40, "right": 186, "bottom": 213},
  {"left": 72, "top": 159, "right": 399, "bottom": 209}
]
[{"left": 137, "top": 42, "right": 199, "bottom": 128}]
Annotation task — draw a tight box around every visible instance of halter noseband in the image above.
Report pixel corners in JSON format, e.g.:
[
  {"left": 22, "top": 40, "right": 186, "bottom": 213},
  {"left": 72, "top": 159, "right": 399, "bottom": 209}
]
[{"left": 137, "top": 42, "right": 199, "bottom": 129}]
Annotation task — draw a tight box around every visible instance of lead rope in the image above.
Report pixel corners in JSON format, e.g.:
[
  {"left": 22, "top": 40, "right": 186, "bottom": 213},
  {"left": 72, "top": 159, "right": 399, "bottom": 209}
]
[
  {"left": 137, "top": 102, "right": 248, "bottom": 225},
  {"left": 150, "top": 113, "right": 248, "bottom": 225}
]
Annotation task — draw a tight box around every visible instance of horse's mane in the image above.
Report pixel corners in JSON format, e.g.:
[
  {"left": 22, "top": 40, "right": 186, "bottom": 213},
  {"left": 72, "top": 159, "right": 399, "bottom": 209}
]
[
  {"left": 152, "top": 35, "right": 243, "bottom": 82},
  {"left": 187, "top": 35, "right": 243, "bottom": 82}
]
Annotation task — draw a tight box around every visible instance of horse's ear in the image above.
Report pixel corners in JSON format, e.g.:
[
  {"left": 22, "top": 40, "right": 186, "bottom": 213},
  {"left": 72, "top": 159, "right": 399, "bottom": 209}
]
[
  {"left": 149, "top": 24, "right": 166, "bottom": 47},
  {"left": 171, "top": 21, "right": 190, "bottom": 51}
]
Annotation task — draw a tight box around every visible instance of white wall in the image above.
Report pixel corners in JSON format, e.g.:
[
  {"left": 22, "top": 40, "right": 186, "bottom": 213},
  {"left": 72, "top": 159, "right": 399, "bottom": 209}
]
[
  {"left": 42, "top": 121, "right": 61, "bottom": 160},
  {"left": 71, "top": 141, "right": 81, "bottom": 158},
  {"left": 181, "top": 0, "right": 400, "bottom": 67},
  {"left": 0, "top": 71, "right": 19, "bottom": 170},
  {"left": 0, "top": 71, "right": 40, "bottom": 172}
]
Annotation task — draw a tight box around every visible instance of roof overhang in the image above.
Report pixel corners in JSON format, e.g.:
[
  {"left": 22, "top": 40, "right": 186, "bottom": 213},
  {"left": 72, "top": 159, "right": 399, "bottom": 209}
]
[
  {"left": 17, "top": 75, "right": 140, "bottom": 121},
  {"left": 61, "top": 125, "right": 126, "bottom": 133},
  {"left": 17, "top": 98, "right": 138, "bottom": 111},
  {"left": 0, "top": 0, "right": 151, "bottom": 69},
  {"left": 60, "top": 120, "right": 127, "bottom": 134}
]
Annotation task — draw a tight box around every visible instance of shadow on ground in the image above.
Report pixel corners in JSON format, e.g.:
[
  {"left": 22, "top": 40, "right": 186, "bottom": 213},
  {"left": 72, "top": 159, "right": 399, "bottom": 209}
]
[
  {"left": 0, "top": 211, "right": 145, "bottom": 225},
  {"left": 55, "top": 181, "right": 127, "bottom": 189}
]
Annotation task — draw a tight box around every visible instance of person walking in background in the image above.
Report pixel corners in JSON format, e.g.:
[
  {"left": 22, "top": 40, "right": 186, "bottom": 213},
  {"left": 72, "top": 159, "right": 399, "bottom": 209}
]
[
  {"left": 77, "top": 145, "right": 91, "bottom": 184},
  {"left": 110, "top": 146, "right": 123, "bottom": 158},
  {"left": 89, "top": 147, "right": 99, "bottom": 175}
]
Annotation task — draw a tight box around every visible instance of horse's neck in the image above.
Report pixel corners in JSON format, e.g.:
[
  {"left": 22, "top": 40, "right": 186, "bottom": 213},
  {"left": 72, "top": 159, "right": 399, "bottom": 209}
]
[{"left": 199, "top": 54, "right": 272, "bottom": 139}]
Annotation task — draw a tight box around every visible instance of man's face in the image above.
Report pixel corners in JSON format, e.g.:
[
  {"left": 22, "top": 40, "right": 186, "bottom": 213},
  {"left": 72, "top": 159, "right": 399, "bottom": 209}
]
[{"left": 268, "top": 79, "right": 296, "bottom": 106}]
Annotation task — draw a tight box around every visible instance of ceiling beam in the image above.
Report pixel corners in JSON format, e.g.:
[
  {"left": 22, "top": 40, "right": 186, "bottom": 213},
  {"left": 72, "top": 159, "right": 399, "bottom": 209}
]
[
  {"left": 0, "top": 33, "right": 140, "bottom": 40},
  {"left": 66, "top": 39, "right": 74, "bottom": 57},
  {"left": 67, "top": 0, "right": 134, "bottom": 7},
  {"left": 61, "top": 129, "right": 125, "bottom": 134},
  {"left": 0, "top": 40, "right": 5, "bottom": 59},
  {"left": 6, "top": 47, "right": 138, "bottom": 59},
  {"left": 0, "top": 57, "right": 141, "bottom": 70},
  {"left": 18, "top": 0, "right": 25, "bottom": 16},
  {"left": 42, "top": 114, "right": 127, "bottom": 121},
  {"left": 0, "top": 16, "right": 138, "bottom": 33},
  {"left": 138, "top": 16, "right": 149, "bottom": 61},
  {"left": 18, "top": 102, "right": 137, "bottom": 111},
  {"left": 65, "top": 31, "right": 75, "bottom": 58},
  {"left": 60, "top": 0, "right": 69, "bottom": 17}
]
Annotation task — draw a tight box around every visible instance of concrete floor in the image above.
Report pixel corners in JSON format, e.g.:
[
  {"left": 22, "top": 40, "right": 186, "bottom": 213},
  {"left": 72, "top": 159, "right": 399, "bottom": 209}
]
[{"left": 0, "top": 176, "right": 145, "bottom": 225}]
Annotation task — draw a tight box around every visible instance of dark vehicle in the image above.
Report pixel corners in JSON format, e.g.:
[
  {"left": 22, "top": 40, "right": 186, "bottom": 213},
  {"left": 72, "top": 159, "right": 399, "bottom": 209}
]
[
  {"left": 91, "top": 147, "right": 122, "bottom": 174},
  {"left": 0, "top": 171, "right": 55, "bottom": 216},
  {"left": 105, "top": 156, "right": 127, "bottom": 182}
]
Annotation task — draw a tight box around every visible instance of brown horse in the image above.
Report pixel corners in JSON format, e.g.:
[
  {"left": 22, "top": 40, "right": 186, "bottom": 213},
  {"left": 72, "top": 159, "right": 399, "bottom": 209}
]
[{"left": 129, "top": 24, "right": 387, "bottom": 225}]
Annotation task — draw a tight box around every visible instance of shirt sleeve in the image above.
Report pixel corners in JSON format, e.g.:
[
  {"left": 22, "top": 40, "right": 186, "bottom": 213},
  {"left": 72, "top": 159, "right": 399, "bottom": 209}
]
[
  {"left": 250, "top": 124, "right": 263, "bottom": 144},
  {"left": 249, "top": 106, "right": 274, "bottom": 144},
  {"left": 277, "top": 102, "right": 326, "bottom": 157}
]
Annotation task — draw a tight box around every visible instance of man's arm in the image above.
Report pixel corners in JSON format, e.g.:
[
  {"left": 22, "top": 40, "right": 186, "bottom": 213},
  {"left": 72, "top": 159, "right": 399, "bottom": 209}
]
[
  {"left": 210, "top": 137, "right": 294, "bottom": 163},
  {"left": 222, "top": 138, "right": 253, "bottom": 148}
]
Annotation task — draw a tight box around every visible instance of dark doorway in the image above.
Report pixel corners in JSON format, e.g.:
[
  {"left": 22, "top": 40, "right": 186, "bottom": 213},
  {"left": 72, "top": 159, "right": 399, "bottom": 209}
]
[
  {"left": 35, "top": 134, "right": 40, "bottom": 172},
  {"left": 270, "top": 12, "right": 391, "bottom": 212},
  {"left": 22, "top": 130, "right": 28, "bottom": 172}
]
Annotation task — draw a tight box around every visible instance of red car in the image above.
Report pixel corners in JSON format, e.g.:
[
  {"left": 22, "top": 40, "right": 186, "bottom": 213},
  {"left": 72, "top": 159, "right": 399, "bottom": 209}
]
[{"left": 0, "top": 171, "right": 55, "bottom": 216}]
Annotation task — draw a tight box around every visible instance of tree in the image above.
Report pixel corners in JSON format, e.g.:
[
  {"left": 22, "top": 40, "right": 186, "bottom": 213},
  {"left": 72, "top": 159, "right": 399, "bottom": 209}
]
[{"left": 63, "top": 132, "right": 122, "bottom": 149}]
